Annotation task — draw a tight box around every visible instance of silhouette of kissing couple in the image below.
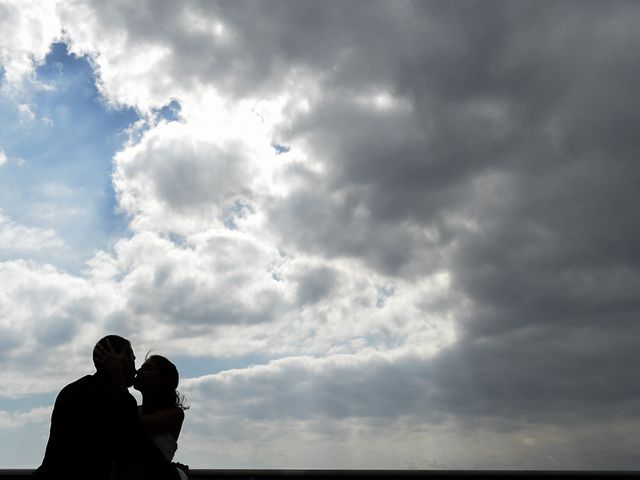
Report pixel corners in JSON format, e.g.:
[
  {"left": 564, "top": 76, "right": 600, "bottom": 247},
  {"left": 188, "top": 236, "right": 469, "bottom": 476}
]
[{"left": 33, "top": 335, "right": 189, "bottom": 480}]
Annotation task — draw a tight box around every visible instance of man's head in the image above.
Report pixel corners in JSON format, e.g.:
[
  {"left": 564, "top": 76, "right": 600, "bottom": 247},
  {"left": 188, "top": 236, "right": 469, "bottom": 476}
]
[{"left": 93, "top": 335, "right": 136, "bottom": 387}]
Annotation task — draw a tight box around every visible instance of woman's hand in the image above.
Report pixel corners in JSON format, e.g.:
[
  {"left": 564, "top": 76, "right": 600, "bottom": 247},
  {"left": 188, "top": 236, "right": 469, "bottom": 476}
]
[{"left": 94, "top": 339, "right": 128, "bottom": 388}]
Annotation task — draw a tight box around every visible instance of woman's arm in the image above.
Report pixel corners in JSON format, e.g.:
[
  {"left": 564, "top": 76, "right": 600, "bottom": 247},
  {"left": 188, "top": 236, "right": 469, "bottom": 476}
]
[{"left": 139, "top": 407, "right": 185, "bottom": 437}]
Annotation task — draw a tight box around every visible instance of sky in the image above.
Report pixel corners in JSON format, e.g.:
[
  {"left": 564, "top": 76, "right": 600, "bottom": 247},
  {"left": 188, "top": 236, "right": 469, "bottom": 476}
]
[{"left": 1, "top": 0, "right": 640, "bottom": 470}]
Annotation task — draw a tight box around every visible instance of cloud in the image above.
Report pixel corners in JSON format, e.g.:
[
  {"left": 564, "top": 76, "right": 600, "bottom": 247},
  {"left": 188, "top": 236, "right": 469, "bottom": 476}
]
[
  {"left": 184, "top": 352, "right": 434, "bottom": 422},
  {"left": 0, "top": 259, "right": 117, "bottom": 396},
  {"left": 295, "top": 266, "right": 338, "bottom": 306},
  {"left": 182, "top": 341, "right": 640, "bottom": 430},
  {"left": 112, "top": 114, "right": 263, "bottom": 234},
  {"left": 0, "top": 406, "right": 51, "bottom": 429},
  {"left": 17, "top": 103, "right": 36, "bottom": 124},
  {"left": 0, "top": 148, "right": 6, "bottom": 166},
  {"left": 109, "top": 231, "right": 286, "bottom": 329},
  {"left": 0, "top": 211, "right": 65, "bottom": 255},
  {"left": 81, "top": 229, "right": 456, "bottom": 362},
  {"left": 0, "top": 0, "right": 61, "bottom": 92},
  {"left": 179, "top": 350, "right": 640, "bottom": 469}
]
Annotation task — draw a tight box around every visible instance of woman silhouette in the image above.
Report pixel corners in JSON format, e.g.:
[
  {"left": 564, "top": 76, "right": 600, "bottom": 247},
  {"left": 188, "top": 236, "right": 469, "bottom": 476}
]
[{"left": 134, "top": 354, "right": 189, "bottom": 480}]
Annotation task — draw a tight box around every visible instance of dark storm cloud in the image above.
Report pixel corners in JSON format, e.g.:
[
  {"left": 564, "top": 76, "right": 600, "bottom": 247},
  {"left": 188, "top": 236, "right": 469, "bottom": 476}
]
[
  {"left": 251, "top": 0, "right": 640, "bottom": 429},
  {"left": 266, "top": 0, "right": 640, "bottom": 267},
  {"left": 414, "top": 3, "right": 640, "bottom": 432},
  {"left": 269, "top": 183, "right": 438, "bottom": 277}
]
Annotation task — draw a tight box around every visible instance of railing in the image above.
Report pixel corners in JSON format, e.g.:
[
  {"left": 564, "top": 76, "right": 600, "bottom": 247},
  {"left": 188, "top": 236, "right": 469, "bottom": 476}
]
[{"left": 2, "top": 470, "right": 639, "bottom": 479}]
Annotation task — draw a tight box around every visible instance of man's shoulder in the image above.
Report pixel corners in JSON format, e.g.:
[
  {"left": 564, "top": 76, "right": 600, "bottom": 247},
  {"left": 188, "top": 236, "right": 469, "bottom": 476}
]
[
  {"left": 56, "top": 374, "right": 109, "bottom": 403},
  {"left": 62, "top": 373, "right": 136, "bottom": 404},
  {"left": 60, "top": 374, "right": 94, "bottom": 392}
]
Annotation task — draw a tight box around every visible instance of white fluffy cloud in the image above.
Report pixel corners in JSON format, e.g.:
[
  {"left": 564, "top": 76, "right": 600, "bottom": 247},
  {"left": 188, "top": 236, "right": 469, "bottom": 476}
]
[
  {"left": 0, "top": 0, "right": 61, "bottom": 92},
  {"left": 0, "top": 260, "right": 110, "bottom": 396},
  {"left": 0, "top": 211, "right": 64, "bottom": 255}
]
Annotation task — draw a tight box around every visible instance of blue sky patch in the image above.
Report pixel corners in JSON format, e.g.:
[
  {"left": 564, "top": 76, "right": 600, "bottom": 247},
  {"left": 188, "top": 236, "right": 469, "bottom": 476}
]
[
  {"left": 272, "top": 143, "right": 291, "bottom": 155},
  {"left": 154, "top": 98, "right": 182, "bottom": 123},
  {"left": 0, "top": 43, "right": 139, "bottom": 273}
]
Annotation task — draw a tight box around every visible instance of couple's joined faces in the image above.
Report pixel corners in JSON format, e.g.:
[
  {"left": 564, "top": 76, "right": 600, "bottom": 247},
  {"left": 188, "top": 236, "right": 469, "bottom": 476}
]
[
  {"left": 124, "top": 346, "right": 137, "bottom": 387},
  {"left": 133, "top": 359, "right": 165, "bottom": 392}
]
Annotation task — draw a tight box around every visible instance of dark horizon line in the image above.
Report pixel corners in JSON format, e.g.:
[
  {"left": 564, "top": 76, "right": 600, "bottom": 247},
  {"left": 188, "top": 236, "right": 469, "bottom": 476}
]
[{"left": 2, "top": 468, "right": 640, "bottom": 479}]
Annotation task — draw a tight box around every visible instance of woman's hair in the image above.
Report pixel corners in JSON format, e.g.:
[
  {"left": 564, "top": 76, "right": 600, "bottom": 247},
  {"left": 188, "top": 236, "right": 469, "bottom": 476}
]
[{"left": 145, "top": 354, "right": 188, "bottom": 412}]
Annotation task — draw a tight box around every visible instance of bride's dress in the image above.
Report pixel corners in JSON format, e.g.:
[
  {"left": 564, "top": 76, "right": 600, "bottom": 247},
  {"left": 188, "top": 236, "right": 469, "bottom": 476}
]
[{"left": 151, "top": 433, "right": 188, "bottom": 480}]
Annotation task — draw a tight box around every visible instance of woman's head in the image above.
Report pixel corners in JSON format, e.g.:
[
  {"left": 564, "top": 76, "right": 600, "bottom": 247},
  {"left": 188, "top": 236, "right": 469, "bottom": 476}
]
[{"left": 134, "top": 354, "right": 187, "bottom": 410}]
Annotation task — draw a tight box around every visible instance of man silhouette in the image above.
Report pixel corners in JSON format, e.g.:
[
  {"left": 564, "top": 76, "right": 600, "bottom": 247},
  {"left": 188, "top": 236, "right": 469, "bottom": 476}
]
[{"left": 33, "top": 335, "right": 179, "bottom": 480}]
